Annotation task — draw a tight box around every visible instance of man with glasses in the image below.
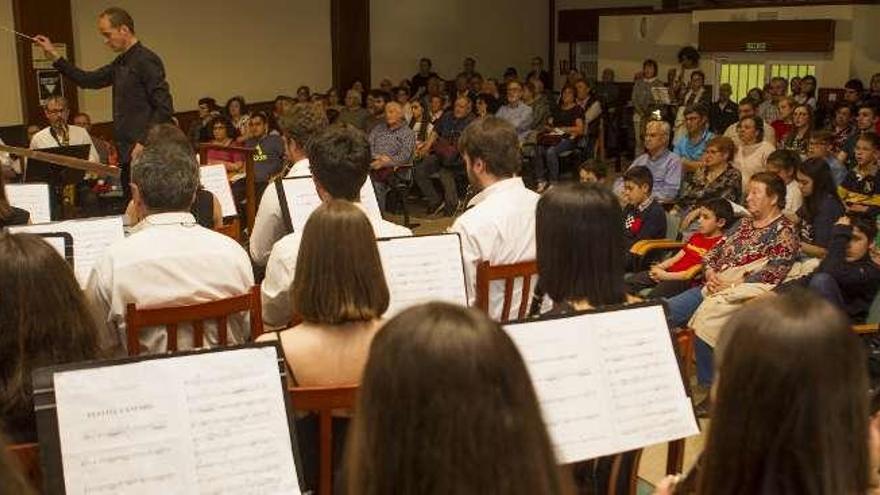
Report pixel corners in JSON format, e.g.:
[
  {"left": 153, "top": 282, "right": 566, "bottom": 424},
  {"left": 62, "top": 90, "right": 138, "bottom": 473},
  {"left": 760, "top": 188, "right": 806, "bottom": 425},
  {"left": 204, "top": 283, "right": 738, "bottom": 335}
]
[
  {"left": 30, "top": 96, "right": 100, "bottom": 163},
  {"left": 759, "top": 77, "right": 788, "bottom": 124}
]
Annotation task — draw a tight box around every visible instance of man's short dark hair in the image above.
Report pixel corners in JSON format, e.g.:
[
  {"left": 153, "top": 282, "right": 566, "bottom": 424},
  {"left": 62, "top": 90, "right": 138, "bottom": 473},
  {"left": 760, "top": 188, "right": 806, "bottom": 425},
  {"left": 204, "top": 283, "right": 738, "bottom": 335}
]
[
  {"left": 623, "top": 166, "right": 654, "bottom": 193},
  {"left": 369, "top": 90, "right": 390, "bottom": 104},
  {"left": 458, "top": 117, "right": 521, "bottom": 178},
  {"left": 278, "top": 103, "right": 328, "bottom": 150},
  {"left": 684, "top": 103, "right": 708, "bottom": 118},
  {"left": 767, "top": 149, "right": 801, "bottom": 172},
  {"left": 100, "top": 7, "right": 135, "bottom": 33},
  {"left": 738, "top": 97, "right": 757, "bottom": 109},
  {"left": 198, "top": 97, "right": 217, "bottom": 109},
  {"left": 845, "top": 79, "right": 865, "bottom": 93},
  {"left": 858, "top": 132, "right": 880, "bottom": 150},
  {"left": 308, "top": 126, "right": 370, "bottom": 201},
  {"left": 699, "top": 197, "right": 735, "bottom": 230},
  {"left": 132, "top": 140, "right": 199, "bottom": 212},
  {"left": 859, "top": 103, "right": 879, "bottom": 118},
  {"left": 851, "top": 213, "right": 878, "bottom": 243}
]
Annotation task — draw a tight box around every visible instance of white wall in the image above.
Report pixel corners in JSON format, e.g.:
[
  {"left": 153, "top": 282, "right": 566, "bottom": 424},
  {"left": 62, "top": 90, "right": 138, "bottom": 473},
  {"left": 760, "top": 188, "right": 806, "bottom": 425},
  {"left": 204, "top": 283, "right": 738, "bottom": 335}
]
[
  {"left": 69, "top": 0, "right": 332, "bottom": 122},
  {"left": 0, "top": 0, "right": 23, "bottom": 126},
  {"left": 370, "top": 0, "right": 548, "bottom": 84}
]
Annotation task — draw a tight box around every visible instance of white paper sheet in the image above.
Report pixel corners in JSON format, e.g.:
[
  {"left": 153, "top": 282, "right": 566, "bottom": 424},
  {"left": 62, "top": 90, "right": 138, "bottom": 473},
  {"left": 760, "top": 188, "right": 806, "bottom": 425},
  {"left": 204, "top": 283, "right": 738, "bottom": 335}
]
[
  {"left": 40, "top": 235, "right": 68, "bottom": 259},
  {"left": 504, "top": 305, "right": 699, "bottom": 464},
  {"left": 200, "top": 164, "right": 237, "bottom": 218},
  {"left": 8, "top": 216, "right": 124, "bottom": 286},
  {"left": 5, "top": 183, "right": 51, "bottom": 223},
  {"left": 281, "top": 176, "right": 381, "bottom": 232},
  {"left": 377, "top": 234, "right": 468, "bottom": 316},
  {"left": 53, "top": 346, "right": 301, "bottom": 495}
]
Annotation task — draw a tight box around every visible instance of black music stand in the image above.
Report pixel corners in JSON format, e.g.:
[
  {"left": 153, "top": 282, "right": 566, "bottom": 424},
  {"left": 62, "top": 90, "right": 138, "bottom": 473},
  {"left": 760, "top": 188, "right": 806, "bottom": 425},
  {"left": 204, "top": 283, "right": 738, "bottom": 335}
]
[{"left": 23, "top": 144, "right": 91, "bottom": 220}]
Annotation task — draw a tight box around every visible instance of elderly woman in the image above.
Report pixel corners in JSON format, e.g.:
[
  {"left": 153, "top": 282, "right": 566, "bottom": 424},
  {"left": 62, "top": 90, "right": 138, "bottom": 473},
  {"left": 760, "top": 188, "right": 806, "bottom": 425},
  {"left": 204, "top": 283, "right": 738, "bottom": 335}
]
[
  {"left": 675, "top": 135, "right": 742, "bottom": 236},
  {"left": 733, "top": 115, "right": 776, "bottom": 191},
  {"left": 337, "top": 89, "right": 371, "bottom": 131},
  {"left": 665, "top": 172, "right": 798, "bottom": 387},
  {"left": 781, "top": 104, "right": 812, "bottom": 157}
]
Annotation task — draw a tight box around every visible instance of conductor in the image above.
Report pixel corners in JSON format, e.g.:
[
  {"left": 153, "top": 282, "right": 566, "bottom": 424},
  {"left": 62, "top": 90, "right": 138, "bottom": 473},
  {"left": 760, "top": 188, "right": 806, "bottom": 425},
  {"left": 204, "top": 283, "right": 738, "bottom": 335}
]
[{"left": 35, "top": 7, "right": 174, "bottom": 199}]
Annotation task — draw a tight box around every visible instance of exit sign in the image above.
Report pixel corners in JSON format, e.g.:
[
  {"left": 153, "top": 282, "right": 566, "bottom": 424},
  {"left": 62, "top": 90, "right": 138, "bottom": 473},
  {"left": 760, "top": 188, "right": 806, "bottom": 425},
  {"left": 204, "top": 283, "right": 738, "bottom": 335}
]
[{"left": 745, "top": 42, "right": 768, "bottom": 52}]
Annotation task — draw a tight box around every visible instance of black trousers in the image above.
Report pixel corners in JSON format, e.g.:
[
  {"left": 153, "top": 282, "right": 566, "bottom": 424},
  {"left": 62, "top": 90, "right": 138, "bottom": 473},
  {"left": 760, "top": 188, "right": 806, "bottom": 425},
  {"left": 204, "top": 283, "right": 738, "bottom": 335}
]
[{"left": 625, "top": 271, "right": 692, "bottom": 298}]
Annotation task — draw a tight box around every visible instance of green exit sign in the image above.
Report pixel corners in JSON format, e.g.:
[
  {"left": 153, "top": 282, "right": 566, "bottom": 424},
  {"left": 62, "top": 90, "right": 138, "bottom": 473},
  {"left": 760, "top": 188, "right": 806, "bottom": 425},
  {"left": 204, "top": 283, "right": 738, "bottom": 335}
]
[{"left": 745, "top": 42, "right": 768, "bottom": 52}]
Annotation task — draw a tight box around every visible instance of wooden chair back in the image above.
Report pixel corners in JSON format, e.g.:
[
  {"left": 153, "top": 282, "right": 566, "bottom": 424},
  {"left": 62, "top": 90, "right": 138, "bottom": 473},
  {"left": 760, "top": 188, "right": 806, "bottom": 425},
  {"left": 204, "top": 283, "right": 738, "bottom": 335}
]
[
  {"left": 475, "top": 260, "right": 539, "bottom": 322},
  {"left": 289, "top": 385, "right": 359, "bottom": 495},
  {"left": 6, "top": 442, "right": 40, "bottom": 492},
  {"left": 124, "top": 286, "right": 264, "bottom": 356},
  {"left": 198, "top": 143, "right": 257, "bottom": 232},
  {"left": 213, "top": 217, "right": 241, "bottom": 242}
]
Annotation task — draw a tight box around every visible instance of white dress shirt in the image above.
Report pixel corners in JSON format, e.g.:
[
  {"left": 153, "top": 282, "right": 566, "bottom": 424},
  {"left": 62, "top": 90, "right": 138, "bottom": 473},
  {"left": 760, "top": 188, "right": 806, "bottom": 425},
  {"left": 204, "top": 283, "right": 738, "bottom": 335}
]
[
  {"left": 733, "top": 140, "right": 777, "bottom": 191},
  {"left": 30, "top": 124, "right": 100, "bottom": 163},
  {"left": 249, "top": 158, "right": 311, "bottom": 266},
  {"left": 448, "top": 177, "right": 539, "bottom": 321},
  {"left": 261, "top": 202, "right": 412, "bottom": 328},
  {"left": 85, "top": 212, "right": 254, "bottom": 356}
]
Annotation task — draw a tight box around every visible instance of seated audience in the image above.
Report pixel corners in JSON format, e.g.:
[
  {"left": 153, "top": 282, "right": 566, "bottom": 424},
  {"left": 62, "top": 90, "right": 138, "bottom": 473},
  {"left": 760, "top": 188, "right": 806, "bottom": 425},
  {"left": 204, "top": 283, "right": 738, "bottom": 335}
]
[
  {"left": 758, "top": 76, "right": 787, "bottom": 124},
  {"left": 427, "top": 94, "right": 446, "bottom": 123},
  {"left": 365, "top": 90, "right": 390, "bottom": 133},
  {"left": 533, "top": 85, "right": 584, "bottom": 192},
  {"left": 673, "top": 71, "right": 710, "bottom": 137},
  {"left": 675, "top": 136, "right": 741, "bottom": 235},
  {"left": 475, "top": 92, "right": 498, "bottom": 117},
  {"left": 829, "top": 103, "right": 854, "bottom": 153},
  {"left": 337, "top": 89, "right": 370, "bottom": 131},
  {"left": 243, "top": 111, "right": 286, "bottom": 190},
  {"left": 448, "top": 117, "right": 539, "bottom": 321},
  {"left": 343, "top": 302, "right": 570, "bottom": 494},
  {"left": 409, "top": 57, "right": 438, "bottom": 97},
  {"left": 496, "top": 80, "right": 533, "bottom": 143},
  {"left": 368, "top": 101, "right": 416, "bottom": 212},
  {"left": 709, "top": 83, "right": 738, "bottom": 135},
  {"left": 808, "top": 130, "right": 847, "bottom": 186},
  {"left": 627, "top": 120, "right": 683, "bottom": 203},
  {"left": 0, "top": 233, "right": 101, "bottom": 442},
  {"left": 0, "top": 171, "right": 29, "bottom": 228},
  {"left": 844, "top": 78, "right": 866, "bottom": 106},
  {"left": 841, "top": 104, "right": 880, "bottom": 168},
  {"left": 666, "top": 173, "right": 798, "bottom": 387},
  {"left": 839, "top": 132, "right": 880, "bottom": 217},
  {"left": 577, "top": 160, "right": 607, "bottom": 184},
  {"left": 72, "top": 112, "right": 118, "bottom": 165},
  {"left": 523, "top": 80, "right": 550, "bottom": 133},
  {"left": 526, "top": 55, "right": 552, "bottom": 91},
  {"left": 205, "top": 115, "right": 245, "bottom": 176},
  {"left": 413, "top": 96, "right": 474, "bottom": 216},
  {"left": 766, "top": 149, "right": 803, "bottom": 217},
  {"left": 770, "top": 96, "right": 795, "bottom": 143},
  {"left": 224, "top": 95, "right": 250, "bottom": 141},
  {"left": 574, "top": 79, "right": 602, "bottom": 150},
  {"left": 632, "top": 59, "right": 664, "bottom": 152},
  {"left": 408, "top": 99, "right": 432, "bottom": 149},
  {"left": 795, "top": 157, "right": 846, "bottom": 258},
  {"left": 296, "top": 85, "right": 311, "bottom": 103},
  {"left": 250, "top": 102, "right": 328, "bottom": 266},
  {"left": 794, "top": 74, "right": 818, "bottom": 108},
  {"left": 732, "top": 115, "right": 776, "bottom": 191},
  {"left": 262, "top": 126, "right": 410, "bottom": 328},
  {"left": 723, "top": 98, "right": 776, "bottom": 146},
  {"left": 30, "top": 96, "right": 99, "bottom": 162},
  {"left": 673, "top": 104, "right": 714, "bottom": 172},
  {"left": 622, "top": 166, "right": 667, "bottom": 269},
  {"left": 85, "top": 138, "right": 254, "bottom": 356},
  {"left": 781, "top": 104, "right": 812, "bottom": 157},
  {"left": 187, "top": 97, "right": 219, "bottom": 147},
  {"left": 627, "top": 198, "right": 733, "bottom": 298}
]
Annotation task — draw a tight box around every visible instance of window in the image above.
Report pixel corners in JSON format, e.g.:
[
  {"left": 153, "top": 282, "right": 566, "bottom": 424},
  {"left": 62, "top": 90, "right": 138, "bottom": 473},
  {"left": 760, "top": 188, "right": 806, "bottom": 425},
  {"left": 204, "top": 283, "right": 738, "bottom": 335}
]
[{"left": 717, "top": 62, "right": 816, "bottom": 102}]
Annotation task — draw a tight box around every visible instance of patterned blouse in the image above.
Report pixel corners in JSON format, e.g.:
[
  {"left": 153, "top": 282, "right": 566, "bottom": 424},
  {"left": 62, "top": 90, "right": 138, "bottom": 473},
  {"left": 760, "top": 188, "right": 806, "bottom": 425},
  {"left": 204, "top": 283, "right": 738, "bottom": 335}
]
[
  {"left": 704, "top": 215, "right": 799, "bottom": 285},
  {"left": 678, "top": 164, "right": 742, "bottom": 208}
]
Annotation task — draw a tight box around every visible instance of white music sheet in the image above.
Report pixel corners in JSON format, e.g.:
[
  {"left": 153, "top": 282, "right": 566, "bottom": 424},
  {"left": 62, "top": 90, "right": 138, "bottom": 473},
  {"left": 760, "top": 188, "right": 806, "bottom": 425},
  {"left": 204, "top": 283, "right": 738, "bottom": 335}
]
[
  {"left": 8, "top": 216, "right": 124, "bottom": 286},
  {"left": 504, "top": 305, "right": 698, "bottom": 464},
  {"left": 200, "top": 164, "right": 237, "bottom": 218},
  {"left": 5, "top": 183, "right": 51, "bottom": 223},
  {"left": 41, "top": 235, "right": 68, "bottom": 259},
  {"left": 377, "top": 234, "right": 468, "bottom": 316},
  {"left": 53, "top": 346, "right": 301, "bottom": 495},
  {"left": 281, "top": 176, "right": 381, "bottom": 232}
]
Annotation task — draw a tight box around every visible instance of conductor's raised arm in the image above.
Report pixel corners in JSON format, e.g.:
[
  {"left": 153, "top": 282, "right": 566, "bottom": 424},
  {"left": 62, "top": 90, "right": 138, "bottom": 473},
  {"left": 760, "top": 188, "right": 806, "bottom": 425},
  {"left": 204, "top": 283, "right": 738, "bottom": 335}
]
[{"left": 34, "top": 34, "right": 114, "bottom": 89}]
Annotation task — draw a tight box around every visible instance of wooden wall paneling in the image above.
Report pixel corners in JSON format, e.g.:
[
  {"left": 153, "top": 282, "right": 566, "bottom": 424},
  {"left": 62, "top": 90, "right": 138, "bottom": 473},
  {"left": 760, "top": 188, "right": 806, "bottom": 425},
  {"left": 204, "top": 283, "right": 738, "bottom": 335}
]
[
  {"left": 698, "top": 19, "right": 836, "bottom": 53},
  {"left": 331, "top": 0, "right": 370, "bottom": 92}
]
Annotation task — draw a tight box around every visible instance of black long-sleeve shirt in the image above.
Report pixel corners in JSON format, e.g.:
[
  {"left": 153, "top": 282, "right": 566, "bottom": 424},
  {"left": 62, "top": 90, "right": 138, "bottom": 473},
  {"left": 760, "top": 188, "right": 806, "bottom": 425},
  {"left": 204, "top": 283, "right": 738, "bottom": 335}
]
[
  {"left": 818, "top": 224, "right": 880, "bottom": 322},
  {"left": 53, "top": 42, "right": 174, "bottom": 161}
]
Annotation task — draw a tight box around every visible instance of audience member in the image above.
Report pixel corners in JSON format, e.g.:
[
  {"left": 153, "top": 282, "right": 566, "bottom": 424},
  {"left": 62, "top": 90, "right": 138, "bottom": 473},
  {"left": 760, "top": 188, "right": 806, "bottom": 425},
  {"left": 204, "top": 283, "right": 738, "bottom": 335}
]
[
  {"left": 765, "top": 149, "right": 804, "bottom": 217},
  {"left": 475, "top": 92, "right": 498, "bottom": 117},
  {"left": 829, "top": 103, "right": 855, "bottom": 152},
  {"left": 262, "top": 126, "right": 410, "bottom": 328},
  {"left": 732, "top": 115, "right": 776, "bottom": 191},
  {"left": 0, "top": 171, "right": 30, "bottom": 228},
  {"left": 671, "top": 46, "right": 701, "bottom": 103},
  {"left": 533, "top": 85, "right": 584, "bottom": 192},
  {"left": 224, "top": 95, "right": 250, "bottom": 141},
  {"left": 496, "top": 80, "right": 534, "bottom": 143},
  {"left": 622, "top": 166, "right": 667, "bottom": 269},
  {"left": 674, "top": 71, "right": 710, "bottom": 137},
  {"left": 325, "top": 87, "right": 343, "bottom": 112},
  {"left": 795, "top": 74, "right": 818, "bottom": 108},
  {"left": 781, "top": 104, "right": 812, "bottom": 157},
  {"left": 709, "top": 83, "right": 738, "bottom": 135},
  {"left": 187, "top": 97, "right": 219, "bottom": 146},
  {"left": 448, "top": 117, "right": 538, "bottom": 321},
  {"left": 758, "top": 76, "right": 787, "bottom": 123},
  {"left": 250, "top": 103, "right": 328, "bottom": 266},
  {"left": 409, "top": 99, "right": 432, "bottom": 158},
  {"left": 523, "top": 80, "right": 550, "bottom": 133},
  {"left": 460, "top": 56, "right": 479, "bottom": 80},
  {"left": 205, "top": 115, "right": 245, "bottom": 176},
  {"left": 368, "top": 101, "right": 416, "bottom": 211},
  {"left": 795, "top": 157, "right": 846, "bottom": 258},
  {"left": 577, "top": 159, "right": 608, "bottom": 184},
  {"left": 344, "top": 302, "right": 570, "bottom": 495},
  {"left": 675, "top": 136, "right": 742, "bottom": 235},
  {"left": 85, "top": 137, "right": 254, "bottom": 356},
  {"left": 770, "top": 96, "right": 795, "bottom": 143},
  {"left": 839, "top": 132, "right": 880, "bottom": 217},
  {"left": 723, "top": 98, "right": 776, "bottom": 146},
  {"left": 526, "top": 55, "right": 552, "bottom": 91},
  {"left": 365, "top": 90, "right": 390, "bottom": 133},
  {"left": 844, "top": 78, "right": 866, "bottom": 106},
  {"left": 746, "top": 87, "right": 764, "bottom": 106},
  {"left": 410, "top": 57, "right": 438, "bottom": 97},
  {"left": 29, "top": 96, "right": 99, "bottom": 162},
  {"left": 627, "top": 120, "right": 683, "bottom": 202},
  {"left": 627, "top": 198, "right": 732, "bottom": 298},
  {"left": 809, "top": 130, "right": 847, "bottom": 186},
  {"left": 674, "top": 104, "right": 714, "bottom": 172},
  {"left": 841, "top": 103, "right": 879, "bottom": 168},
  {"left": 72, "top": 112, "right": 118, "bottom": 165},
  {"left": 243, "top": 111, "right": 286, "bottom": 187},
  {"left": 0, "top": 233, "right": 101, "bottom": 442},
  {"left": 338, "top": 89, "right": 370, "bottom": 131},
  {"left": 574, "top": 79, "right": 603, "bottom": 151},
  {"left": 413, "top": 96, "right": 473, "bottom": 216}
]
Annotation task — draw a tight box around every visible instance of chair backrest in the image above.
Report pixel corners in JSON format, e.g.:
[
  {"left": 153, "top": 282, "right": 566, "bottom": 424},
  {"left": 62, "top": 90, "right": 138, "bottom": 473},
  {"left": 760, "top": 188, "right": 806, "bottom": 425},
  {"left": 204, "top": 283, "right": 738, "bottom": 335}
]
[
  {"left": 124, "top": 285, "right": 264, "bottom": 356},
  {"left": 213, "top": 217, "right": 240, "bottom": 242},
  {"left": 289, "top": 385, "right": 359, "bottom": 495},
  {"left": 6, "top": 442, "right": 40, "bottom": 492},
  {"left": 198, "top": 143, "right": 257, "bottom": 232},
  {"left": 475, "top": 260, "right": 539, "bottom": 322}
]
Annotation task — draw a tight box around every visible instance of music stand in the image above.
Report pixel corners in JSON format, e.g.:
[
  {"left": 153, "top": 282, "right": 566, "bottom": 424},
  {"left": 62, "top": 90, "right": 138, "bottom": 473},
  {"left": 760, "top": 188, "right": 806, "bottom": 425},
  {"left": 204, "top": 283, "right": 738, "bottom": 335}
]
[{"left": 23, "top": 144, "right": 91, "bottom": 220}]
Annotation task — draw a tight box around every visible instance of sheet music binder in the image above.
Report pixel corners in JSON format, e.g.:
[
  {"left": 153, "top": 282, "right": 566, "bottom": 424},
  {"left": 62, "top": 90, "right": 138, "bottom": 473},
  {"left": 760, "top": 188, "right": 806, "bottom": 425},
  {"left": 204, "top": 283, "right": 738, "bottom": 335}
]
[
  {"left": 32, "top": 343, "right": 305, "bottom": 494},
  {"left": 34, "top": 232, "right": 74, "bottom": 268}
]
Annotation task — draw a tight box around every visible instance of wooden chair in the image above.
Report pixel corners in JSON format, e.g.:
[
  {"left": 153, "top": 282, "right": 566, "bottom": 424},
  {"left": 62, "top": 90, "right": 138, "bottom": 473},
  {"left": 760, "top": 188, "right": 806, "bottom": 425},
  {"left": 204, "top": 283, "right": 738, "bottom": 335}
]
[
  {"left": 475, "top": 260, "right": 539, "bottom": 322},
  {"left": 6, "top": 442, "right": 41, "bottom": 492},
  {"left": 124, "top": 286, "right": 264, "bottom": 356},
  {"left": 198, "top": 143, "right": 257, "bottom": 233},
  {"left": 213, "top": 216, "right": 241, "bottom": 242},
  {"left": 289, "top": 385, "right": 359, "bottom": 495}
]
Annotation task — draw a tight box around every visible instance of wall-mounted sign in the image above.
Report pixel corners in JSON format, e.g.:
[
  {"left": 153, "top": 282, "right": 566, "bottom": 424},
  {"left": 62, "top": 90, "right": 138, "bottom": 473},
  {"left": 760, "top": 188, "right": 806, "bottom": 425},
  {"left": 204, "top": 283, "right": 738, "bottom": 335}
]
[
  {"left": 745, "top": 42, "right": 768, "bottom": 52},
  {"left": 37, "top": 69, "right": 63, "bottom": 104},
  {"left": 32, "top": 43, "right": 67, "bottom": 69}
]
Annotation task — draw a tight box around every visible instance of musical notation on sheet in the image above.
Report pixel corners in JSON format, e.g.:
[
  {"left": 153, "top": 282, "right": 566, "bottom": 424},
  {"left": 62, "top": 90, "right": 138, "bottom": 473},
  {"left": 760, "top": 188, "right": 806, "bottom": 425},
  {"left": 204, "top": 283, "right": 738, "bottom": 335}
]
[
  {"left": 281, "top": 176, "right": 381, "bottom": 232},
  {"left": 504, "top": 305, "right": 699, "bottom": 464},
  {"left": 5, "top": 182, "right": 51, "bottom": 223},
  {"left": 200, "top": 165, "right": 238, "bottom": 218}
]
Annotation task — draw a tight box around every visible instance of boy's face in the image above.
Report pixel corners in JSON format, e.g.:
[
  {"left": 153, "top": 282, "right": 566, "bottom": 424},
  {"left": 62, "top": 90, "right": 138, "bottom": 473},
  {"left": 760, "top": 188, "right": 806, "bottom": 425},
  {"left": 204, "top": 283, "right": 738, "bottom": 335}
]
[
  {"left": 766, "top": 161, "right": 794, "bottom": 184},
  {"left": 847, "top": 226, "right": 872, "bottom": 262},
  {"left": 698, "top": 208, "right": 724, "bottom": 236},
  {"left": 808, "top": 139, "right": 832, "bottom": 159},
  {"left": 855, "top": 139, "right": 879, "bottom": 168},
  {"left": 579, "top": 169, "right": 599, "bottom": 183},
  {"left": 622, "top": 181, "right": 650, "bottom": 205}
]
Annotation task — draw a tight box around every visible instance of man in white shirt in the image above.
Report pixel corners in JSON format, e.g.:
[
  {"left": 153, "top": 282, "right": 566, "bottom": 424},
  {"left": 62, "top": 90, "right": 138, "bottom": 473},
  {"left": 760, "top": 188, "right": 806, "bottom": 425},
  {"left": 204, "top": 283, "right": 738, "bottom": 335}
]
[
  {"left": 85, "top": 138, "right": 254, "bottom": 356},
  {"left": 723, "top": 98, "right": 776, "bottom": 147},
  {"left": 448, "top": 116, "right": 540, "bottom": 321},
  {"left": 29, "top": 96, "right": 100, "bottom": 163},
  {"left": 262, "top": 125, "right": 411, "bottom": 328},
  {"left": 250, "top": 102, "right": 328, "bottom": 265}
]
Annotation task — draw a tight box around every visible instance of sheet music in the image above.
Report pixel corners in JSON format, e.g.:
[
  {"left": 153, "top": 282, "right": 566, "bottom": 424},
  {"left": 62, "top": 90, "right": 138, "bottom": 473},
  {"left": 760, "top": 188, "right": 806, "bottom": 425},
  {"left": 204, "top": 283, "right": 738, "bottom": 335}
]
[
  {"left": 41, "top": 235, "right": 67, "bottom": 259},
  {"left": 504, "top": 305, "right": 698, "bottom": 464},
  {"left": 200, "top": 164, "right": 237, "bottom": 218},
  {"left": 53, "top": 346, "right": 301, "bottom": 495},
  {"left": 8, "top": 216, "right": 123, "bottom": 286},
  {"left": 5, "top": 183, "right": 51, "bottom": 223},
  {"left": 377, "top": 234, "right": 468, "bottom": 316},
  {"left": 281, "top": 176, "right": 381, "bottom": 231}
]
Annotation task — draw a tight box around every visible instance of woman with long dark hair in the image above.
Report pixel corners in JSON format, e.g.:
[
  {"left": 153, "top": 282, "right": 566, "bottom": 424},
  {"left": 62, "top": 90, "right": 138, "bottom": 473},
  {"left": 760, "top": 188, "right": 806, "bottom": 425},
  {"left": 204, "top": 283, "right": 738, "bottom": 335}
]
[{"left": 796, "top": 157, "right": 845, "bottom": 257}]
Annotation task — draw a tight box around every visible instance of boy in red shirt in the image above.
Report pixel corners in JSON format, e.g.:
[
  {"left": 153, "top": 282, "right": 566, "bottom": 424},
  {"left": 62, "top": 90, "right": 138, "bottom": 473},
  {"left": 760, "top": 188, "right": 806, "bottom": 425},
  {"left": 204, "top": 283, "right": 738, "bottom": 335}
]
[{"left": 626, "top": 197, "right": 734, "bottom": 297}]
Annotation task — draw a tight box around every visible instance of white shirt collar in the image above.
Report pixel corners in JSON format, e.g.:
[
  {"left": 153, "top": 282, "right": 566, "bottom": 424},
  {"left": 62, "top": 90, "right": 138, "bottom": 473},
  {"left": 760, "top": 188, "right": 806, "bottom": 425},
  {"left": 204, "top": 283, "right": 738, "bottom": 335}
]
[
  {"left": 132, "top": 212, "right": 198, "bottom": 232},
  {"left": 467, "top": 177, "right": 524, "bottom": 208},
  {"left": 286, "top": 158, "right": 311, "bottom": 178}
]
